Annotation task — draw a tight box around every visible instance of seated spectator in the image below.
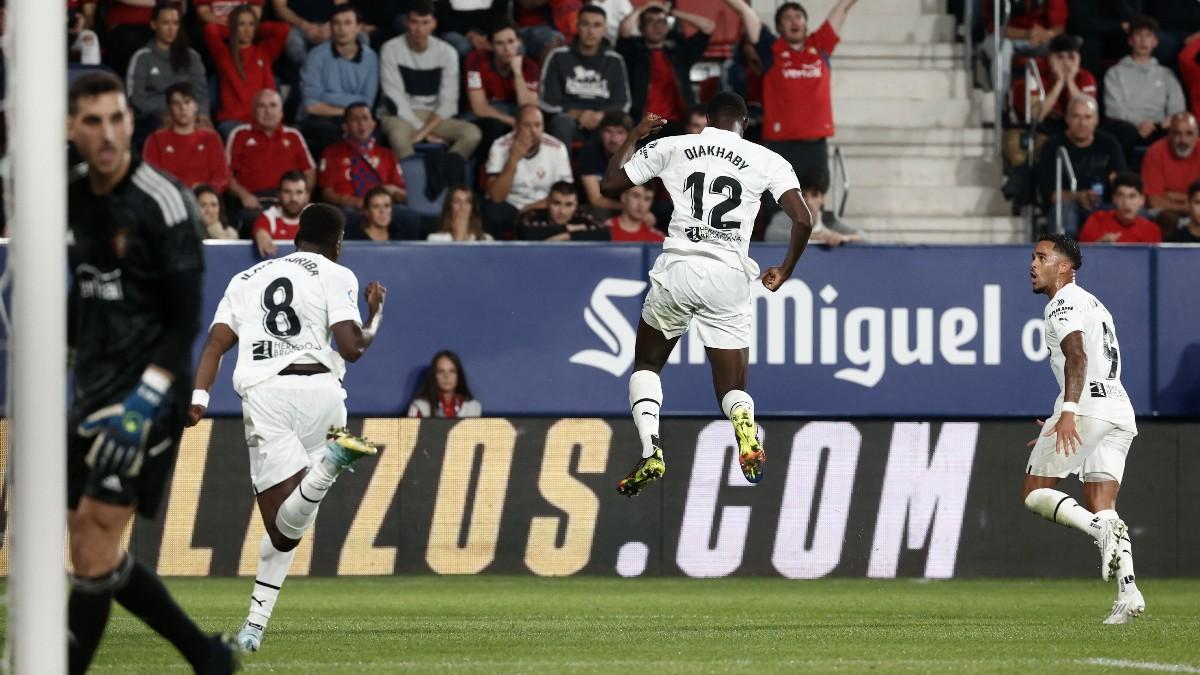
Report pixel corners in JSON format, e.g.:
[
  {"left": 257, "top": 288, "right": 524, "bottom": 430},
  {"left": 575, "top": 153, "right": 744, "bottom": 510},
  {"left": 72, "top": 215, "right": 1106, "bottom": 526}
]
[
  {"left": 765, "top": 170, "right": 865, "bottom": 245},
  {"left": 578, "top": 111, "right": 630, "bottom": 216},
  {"left": 605, "top": 185, "right": 665, "bottom": 242},
  {"left": 617, "top": 1, "right": 713, "bottom": 127},
  {"left": 204, "top": 6, "right": 289, "bottom": 135},
  {"left": 406, "top": 350, "right": 483, "bottom": 418},
  {"left": 127, "top": 2, "right": 209, "bottom": 145},
  {"left": 684, "top": 104, "right": 707, "bottom": 134},
  {"left": 1067, "top": 0, "right": 1137, "bottom": 79},
  {"left": 1102, "top": 16, "right": 1187, "bottom": 168},
  {"left": 299, "top": 5, "right": 379, "bottom": 161},
  {"left": 428, "top": 186, "right": 494, "bottom": 241},
  {"left": 465, "top": 21, "right": 541, "bottom": 162},
  {"left": 484, "top": 105, "right": 574, "bottom": 237},
  {"left": 1166, "top": 178, "right": 1200, "bottom": 242},
  {"left": 1079, "top": 172, "right": 1162, "bottom": 243},
  {"left": 272, "top": 0, "right": 335, "bottom": 71},
  {"left": 722, "top": 0, "right": 858, "bottom": 182},
  {"left": 511, "top": 0, "right": 575, "bottom": 64},
  {"left": 517, "top": 181, "right": 601, "bottom": 240},
  {"left": 1179, "top": 32, "right": 1200, "bottom": 125},
  {"left": 436, "top": 0, "right": 509, "bottom": 60},
  {"left": 1142, "top": 113, "right": 1200, "bottom": 230},
  {"left": 319, "top": 102, "right": 421, "bottom": 239},
  {"left": 540, "top": 5, "right": 631, "bottom": 145},
  {"left": 980, "top": 0, "right": 1066, "bottom": 93},
  {"left": 346, "top": 186, "right": 402, "bottom": 241},
  {"left": 379, "top": 2, "right": 481, "bottom": 160},
  {"left": 194, "top": 184, "right": 239, "bottom": 239},
  {"left": 227, "top": 89, "right": 316, "bottom": 229},
  {"left": 143, "top": 82, "right": 230, "bottom": 192},
  {"left": 1006, "top": 34, "right": 1096, "bottom": 167},
  {"left": 252, "top": 171, "right": 311, "bottom": 256},
  {"left": 195, "top": 0, "right": 263, "bottom": 26},
  {"left": 1038, "top": 95, "right": 1127, "bottom": 236},
  {"left": 103, "top": 0, "right": 158, "bottom": 77}
]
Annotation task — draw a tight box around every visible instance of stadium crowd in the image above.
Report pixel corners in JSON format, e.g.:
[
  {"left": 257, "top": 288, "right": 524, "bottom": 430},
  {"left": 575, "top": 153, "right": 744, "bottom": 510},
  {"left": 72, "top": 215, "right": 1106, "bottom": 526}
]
[
  {"left": 990, "top": 0, "right": 1200, "bottom": 243},
  {"left": 50, "top": 0, "right": 875, "bottom": 248}
]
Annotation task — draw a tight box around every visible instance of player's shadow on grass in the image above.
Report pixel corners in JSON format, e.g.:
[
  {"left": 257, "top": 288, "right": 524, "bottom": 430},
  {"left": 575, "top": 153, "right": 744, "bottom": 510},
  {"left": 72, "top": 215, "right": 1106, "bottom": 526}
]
[{"left": 1160, "top": 343, "right": 1200, "bottom": 414}]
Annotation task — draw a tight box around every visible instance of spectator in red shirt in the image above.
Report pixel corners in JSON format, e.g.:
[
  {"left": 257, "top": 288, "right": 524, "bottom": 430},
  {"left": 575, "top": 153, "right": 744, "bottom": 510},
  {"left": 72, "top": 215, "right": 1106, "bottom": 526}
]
[
  {"left": 617, "top": 2, "right": 714, "bottom": 130},
  {"left": 723, "top": 0, "right": 860, "bottom": 182},
  {"left": 1141, "top": 112, "right": 1200, "bottom": 229},
  {"left": 607, "top": 185, "right": 665, "bottom": 242},
  {"left": 319, "top": 103, "right": 421, "bottom": 239},
  {"left": 1179, "top": 32, "right": 1200, "bottom": 123},
  {"left": 980, "top": 0, "right": 1067, "bottom": 94},
  {"left": 195, "top": 0, "right": 263, "bottom": 26},
  {"left": 465, "top": 21, "right": 541, "bottom": 162},
  {"left": 227, "top": 89, "right": 316, "bottom": 229},
  {"left": 204, "top": 5, "right": 289, "bottom": 135},
  {"left": 252, "top": 171, "right": 311, "bottom": 256},
  {"left": 143, "top": 82, "right": 231, "bottom": 193},
  {"left": 1006, "top": 34, "right": 1097, "bottom": 166},
  {"left": 1079, "top": 172, "right": 1162, "bottom": 243}
]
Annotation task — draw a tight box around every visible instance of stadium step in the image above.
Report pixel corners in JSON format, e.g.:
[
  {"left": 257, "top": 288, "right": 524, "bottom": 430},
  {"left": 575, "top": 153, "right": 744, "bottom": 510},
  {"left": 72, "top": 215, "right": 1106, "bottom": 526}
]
[
  {"left": 833, "top": 128, "right": 992, "bottom": 158},
  {"left": 838, "top": 156, "right": 1001, "bottom": 187},
  {"left": 850, "top": 216, "right": 1027, "bottom": 244},
  {"left": 800, "top": 0, "right": 948, "bottom": 17},
  {"left": 833, "top": 14, "right": 957, "bottom": 43},
  {"left": 832, "top": 98, "right": 976, "bottom": 128},
  {"left": 841, "top": 186, "right": 1009, "bottom": 217},
  {"left": 832, "top": 69, "right": 970, "bottom": 99}
]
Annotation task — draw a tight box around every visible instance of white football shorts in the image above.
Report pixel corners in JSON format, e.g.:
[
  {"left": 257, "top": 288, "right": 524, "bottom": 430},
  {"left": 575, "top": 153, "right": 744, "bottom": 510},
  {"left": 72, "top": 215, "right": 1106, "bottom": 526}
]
[
  {"left": 242, "top": 372, "right": 347, "bottom": 492},
  {"left": 1026, "top": 413, "right": 1135, "bottom": 484},
  {"left": 641, "top": 255, "right": 752, "bottom": 350}
]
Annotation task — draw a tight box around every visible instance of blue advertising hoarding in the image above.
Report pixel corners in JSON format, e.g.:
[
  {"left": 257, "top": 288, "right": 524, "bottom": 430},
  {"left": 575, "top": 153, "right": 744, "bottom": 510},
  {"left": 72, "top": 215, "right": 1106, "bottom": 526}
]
[{"left": 1, "top": 242, "right": 1195, "bottom": 417}]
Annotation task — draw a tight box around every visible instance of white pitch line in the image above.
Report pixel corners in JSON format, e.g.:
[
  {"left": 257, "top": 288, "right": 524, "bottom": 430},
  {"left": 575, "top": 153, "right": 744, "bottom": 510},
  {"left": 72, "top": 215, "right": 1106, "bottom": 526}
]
[{"left": 1079, "top": 658, "right": 1200, "bottom": 673}]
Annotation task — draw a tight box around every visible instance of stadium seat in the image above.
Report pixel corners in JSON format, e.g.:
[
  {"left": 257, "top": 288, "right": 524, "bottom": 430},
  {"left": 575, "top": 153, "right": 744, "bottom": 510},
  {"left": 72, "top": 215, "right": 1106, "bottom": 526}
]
[{"left": 399, "top": 155, "right": 446, "bottom": 217}]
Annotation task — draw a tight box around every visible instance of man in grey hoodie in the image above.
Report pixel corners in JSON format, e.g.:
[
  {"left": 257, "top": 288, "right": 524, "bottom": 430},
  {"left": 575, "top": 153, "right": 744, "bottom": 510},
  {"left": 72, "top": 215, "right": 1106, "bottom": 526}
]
[
  {"left": 539, "top": 4, "right": 631, "bottom": 145},
  {"left": 1102, "top": 15, "right": 1186, "bottom": 168}
]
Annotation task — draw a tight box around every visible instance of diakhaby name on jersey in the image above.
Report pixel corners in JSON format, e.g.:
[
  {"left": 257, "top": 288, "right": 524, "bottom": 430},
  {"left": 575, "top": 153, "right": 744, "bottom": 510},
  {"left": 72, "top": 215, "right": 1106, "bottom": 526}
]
[{"left": 683, "top": 145, "right": 751, "bottom": 171}]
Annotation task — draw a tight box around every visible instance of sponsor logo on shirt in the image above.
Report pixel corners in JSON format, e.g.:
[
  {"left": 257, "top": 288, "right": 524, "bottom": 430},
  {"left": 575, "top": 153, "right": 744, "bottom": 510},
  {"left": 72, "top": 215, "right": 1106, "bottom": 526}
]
[
  {"left": 565, "top": 66, "right": 611, "bottom": 100},
  {"left": 781, "top": 62, "right": 823, "bottom": 79},
  {"left": 77, "top": 265, "right": 124, "bottom": 301}
]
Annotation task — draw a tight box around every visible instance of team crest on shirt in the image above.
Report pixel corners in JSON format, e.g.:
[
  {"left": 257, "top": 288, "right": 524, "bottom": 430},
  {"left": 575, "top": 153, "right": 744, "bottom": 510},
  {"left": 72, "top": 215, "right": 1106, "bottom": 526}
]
[
  {"left": 165, "top": 145, "right": 175, "bottom": 154},
  {"left": 686, "top": 226, "right": 703, "bottom": 242}
]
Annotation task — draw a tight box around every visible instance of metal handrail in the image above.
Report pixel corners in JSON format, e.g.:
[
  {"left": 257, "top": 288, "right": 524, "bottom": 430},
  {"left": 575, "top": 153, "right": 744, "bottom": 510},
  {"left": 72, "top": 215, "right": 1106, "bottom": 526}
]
[
  {"left": 1054, "top": 145, "right": 1078, "bottom": 235},
  {"left": 993, "top": 0, "right": 1004, "bottom": 158},
  {"left": 830, "top": 145, "right": 849, "bottom": 218},
  {"left": 964, "top": 0, "right": 974, "bottom": 79},
  {"left": 1024, "top": 58, "right": 1045, "bottom": 126}
]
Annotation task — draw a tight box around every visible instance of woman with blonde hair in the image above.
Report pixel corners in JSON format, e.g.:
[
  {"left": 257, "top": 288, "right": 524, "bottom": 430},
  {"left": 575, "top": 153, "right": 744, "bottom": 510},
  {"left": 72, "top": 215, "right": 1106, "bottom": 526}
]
[{"left": 204, "top": 4, "right": 289, "bottom": 134}]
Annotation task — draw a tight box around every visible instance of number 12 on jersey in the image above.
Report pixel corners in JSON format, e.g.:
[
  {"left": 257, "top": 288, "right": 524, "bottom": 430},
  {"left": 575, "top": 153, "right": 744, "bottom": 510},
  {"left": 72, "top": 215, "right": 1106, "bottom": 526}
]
[{"left": 684, "top": 172, "right": 743, "bottom": 230}]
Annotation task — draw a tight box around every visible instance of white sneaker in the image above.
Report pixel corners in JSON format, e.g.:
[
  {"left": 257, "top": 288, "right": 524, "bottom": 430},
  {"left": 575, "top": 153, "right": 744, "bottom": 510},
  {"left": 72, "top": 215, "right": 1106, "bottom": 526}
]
[
  {"left": 1103, "top": 588, "right": 1145, "bottom": 625},
  {"left": 1093, "top": 518, "right": 1126, "bottom": 581},
  {"left": 237, "top": 620, "right": 264, "bottom": 652}
]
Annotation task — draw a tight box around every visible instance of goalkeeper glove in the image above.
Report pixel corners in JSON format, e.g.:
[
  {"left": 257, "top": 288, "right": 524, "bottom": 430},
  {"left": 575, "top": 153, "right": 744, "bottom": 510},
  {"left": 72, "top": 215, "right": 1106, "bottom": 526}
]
[{"left": 79, "top": 371, "right": 169, "bottom": 478}]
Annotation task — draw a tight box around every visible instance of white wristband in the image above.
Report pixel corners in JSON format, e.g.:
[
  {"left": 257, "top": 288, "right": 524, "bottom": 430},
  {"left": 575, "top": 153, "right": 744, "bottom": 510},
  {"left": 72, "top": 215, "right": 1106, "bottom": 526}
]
[
  {"left": 191, "top": 389, "right": 210, "bottom": 408},
  {"left": 1061, "top": 401, "right": 1079, "bottom": 414}
]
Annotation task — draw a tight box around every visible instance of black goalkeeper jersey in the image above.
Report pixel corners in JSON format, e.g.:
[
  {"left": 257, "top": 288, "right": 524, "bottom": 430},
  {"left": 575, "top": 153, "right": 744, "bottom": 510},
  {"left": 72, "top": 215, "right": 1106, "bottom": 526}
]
[{"left": 67, "top": 158, "right": 205, "bottom": 417}]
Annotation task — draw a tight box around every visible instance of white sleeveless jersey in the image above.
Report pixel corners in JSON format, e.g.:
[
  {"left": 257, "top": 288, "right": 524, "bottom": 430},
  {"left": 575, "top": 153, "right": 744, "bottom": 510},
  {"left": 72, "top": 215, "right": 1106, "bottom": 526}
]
[
  {"left": 212, "top": 251, "right": 362, "bottom": 396},
  {"left": 622, "top": 126, "right": 803, "bottom": 279},
  {"left": 1044, "top": 282, "right": 1136, "bottom": 429}
]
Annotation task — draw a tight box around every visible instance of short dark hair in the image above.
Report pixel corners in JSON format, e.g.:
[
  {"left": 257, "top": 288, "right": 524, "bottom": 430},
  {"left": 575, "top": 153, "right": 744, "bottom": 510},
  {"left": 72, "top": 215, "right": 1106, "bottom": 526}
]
[
  {"left": 707, "top": 91, "right": 748, "bottom": 122},
  {"left": 151, "top": 1, "right": 183, "bottom": 20},
  {"left": 330, "top": 4, "right": 359, "bottom": 21},
  {"left": 600, "top": 110, "right": 632, "bottom": 131},
  {"left": 490, "top": 19, "right": 519, "bottom": 40},
  {"left": 1188, "top": 178, "right": 1200, "bottom": 200},
  {"left": 68, "top": 71, "right": 125, "bottom": 116},
  {"left": 550, "top": 181, "right": 577, "bottom": 197},
  {"left": 639, "top": 4, "right": 667, "bottom": 26},
  {"left": 1048, "top": 34, "right": 1082, "bottom": 54},
  {"left": 1112, "top": 171, "right": 1143, "bottom": 194},
  {"left": 164, "top": 81, "right": 196, "bottom": 105},
  {"left": 798, "top": 170, "right": 830, "bottom": 195},
  {"left": 363, "top": 185, "right": 391, "bottom": 207},
  {"left": 580, "top": 4, "right": 607, "bottom": 21},
  {"left": 1128, "top": 15, "right": 1159, "bottom": 35},
  {"left": 1038, "top": 233, "right": 1083, "bottom": 270},
  {"left": 774, "top": 2, "right": 808, "bottom": 29},
  {"left": 408, "top": 0, "right": 434, "bottom": 17},
  {"left": 295, "top": 203, "right": 346, "bottom": 248},
  {"left": 279, "top": 170, "right": 309, "bottom": 190},
  {"left": 342, "top": 101, "right": 371, "bottom": 124}
]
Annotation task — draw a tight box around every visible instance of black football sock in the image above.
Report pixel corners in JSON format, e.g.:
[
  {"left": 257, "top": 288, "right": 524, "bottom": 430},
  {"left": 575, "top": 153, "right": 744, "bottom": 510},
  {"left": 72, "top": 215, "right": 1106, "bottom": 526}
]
[
  {"left": 68, "top": 554, "right": 133, "bottom": 675},
  {"left": 113, "top": 558, "right": 211, "bottom": 669}
]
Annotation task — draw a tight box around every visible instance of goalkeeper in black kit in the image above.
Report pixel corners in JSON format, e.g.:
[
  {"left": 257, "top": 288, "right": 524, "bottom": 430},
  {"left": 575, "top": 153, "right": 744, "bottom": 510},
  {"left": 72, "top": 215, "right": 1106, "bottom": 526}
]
[{"left": 64, "top": 71, "right": 236, "bottom": 674}]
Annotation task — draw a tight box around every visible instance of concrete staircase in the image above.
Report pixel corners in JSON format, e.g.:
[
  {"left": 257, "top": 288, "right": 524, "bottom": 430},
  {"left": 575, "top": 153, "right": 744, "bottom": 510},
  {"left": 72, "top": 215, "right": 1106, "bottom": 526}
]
[{"left": 784, "top": 0, "right": 1021, "bottom": 243}]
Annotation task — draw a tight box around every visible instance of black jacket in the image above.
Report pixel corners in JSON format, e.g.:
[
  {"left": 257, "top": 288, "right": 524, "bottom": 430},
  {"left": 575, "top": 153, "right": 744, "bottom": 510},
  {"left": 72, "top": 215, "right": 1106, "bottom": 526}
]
[{"left": 617, "top": 32, "right": 710, "bottom": 120}]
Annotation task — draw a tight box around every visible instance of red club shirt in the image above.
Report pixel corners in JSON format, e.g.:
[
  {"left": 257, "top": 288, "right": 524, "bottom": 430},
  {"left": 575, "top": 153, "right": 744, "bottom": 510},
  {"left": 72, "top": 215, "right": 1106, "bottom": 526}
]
[
  {"left": 1011, "top": 65, "right": 1098, "bottom": 123},
  {"left": 761, "top": 22, "right": 839, "bottom": 141},
  {"left": 607, "top": 217, "right": 665, "bottom": 242},
  {"left": 464, "top": 50, "right": 540, "bottom": 104},
  {"left": 644, "top": 49, "right": 686, "bottom": 122},
  {"left": 105, "top": 1, "right": 153, "bottom": 29},
  {"left": 252, "top": 205, "right": 301, "bottom": 240},
  {"left": 204, "top": 21, "right": 289, "bottom": 124},
  {"left": 1179, "top": 36, "right": 1200, "bottom": 121},
  {"left": 227, "top": 124, "right": 315, "bottom": 194},
  {"left": 1079, "top": 210, "right": 1162, "bottom": 244},
  {"left": 983, "top": 0, "right": 1067, "bottom": 32},
  {"left": 1141, "top": 138, "right": 1200, "bottom": 199},
  {"left": 142, "top": 127, "right": 231, "bottom": 193},
  {"left": 195, "top": 0, "right": 264, "bottom": 18},
  {"left": 318, "top": 138, "right": 405, "bottom": 198}
]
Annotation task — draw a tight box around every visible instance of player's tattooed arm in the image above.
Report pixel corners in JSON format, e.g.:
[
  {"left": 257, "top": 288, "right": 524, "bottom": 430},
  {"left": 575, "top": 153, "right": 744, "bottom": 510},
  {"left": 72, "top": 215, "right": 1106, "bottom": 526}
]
[
  {"left": 600, "top": 113, "right": 667, "bottom": 199},
  {"left": 1045, "top": 330, "right": 1087, "bottom": 455},
  {"left": 189, "top": 323, "right": 238, "bottom": 426}
]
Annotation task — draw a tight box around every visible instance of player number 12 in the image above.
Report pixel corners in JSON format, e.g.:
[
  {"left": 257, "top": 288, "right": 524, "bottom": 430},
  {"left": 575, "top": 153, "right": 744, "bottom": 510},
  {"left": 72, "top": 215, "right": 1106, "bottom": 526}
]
[{"left": 684, "top": 171, "right": 742, "bottom": 230}]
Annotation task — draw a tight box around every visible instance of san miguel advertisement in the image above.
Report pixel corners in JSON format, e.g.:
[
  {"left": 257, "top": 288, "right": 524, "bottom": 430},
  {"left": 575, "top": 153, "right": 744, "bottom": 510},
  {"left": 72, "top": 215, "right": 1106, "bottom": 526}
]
[{"left": 3, "top": 418, "right": 1195, "bottom": 578}]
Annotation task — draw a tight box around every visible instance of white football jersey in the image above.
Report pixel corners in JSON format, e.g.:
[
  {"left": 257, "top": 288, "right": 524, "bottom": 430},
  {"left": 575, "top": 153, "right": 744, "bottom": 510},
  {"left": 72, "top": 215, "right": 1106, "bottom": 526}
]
[
  {"left": 212, "top": 251, "right": 362, "bottom": 396},
  {"left": 622, "top": 126, "right": 802, "bottom": 278},
  {"left": 1043, "top": 282, "right": 1135, "bottom": 429}
]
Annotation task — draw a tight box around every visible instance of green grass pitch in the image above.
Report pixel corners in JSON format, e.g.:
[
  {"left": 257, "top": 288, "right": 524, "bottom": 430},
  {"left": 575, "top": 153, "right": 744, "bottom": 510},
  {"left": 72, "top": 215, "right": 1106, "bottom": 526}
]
[{"left": 7, "top": 577, "right": 1200, "bottom": 673}]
